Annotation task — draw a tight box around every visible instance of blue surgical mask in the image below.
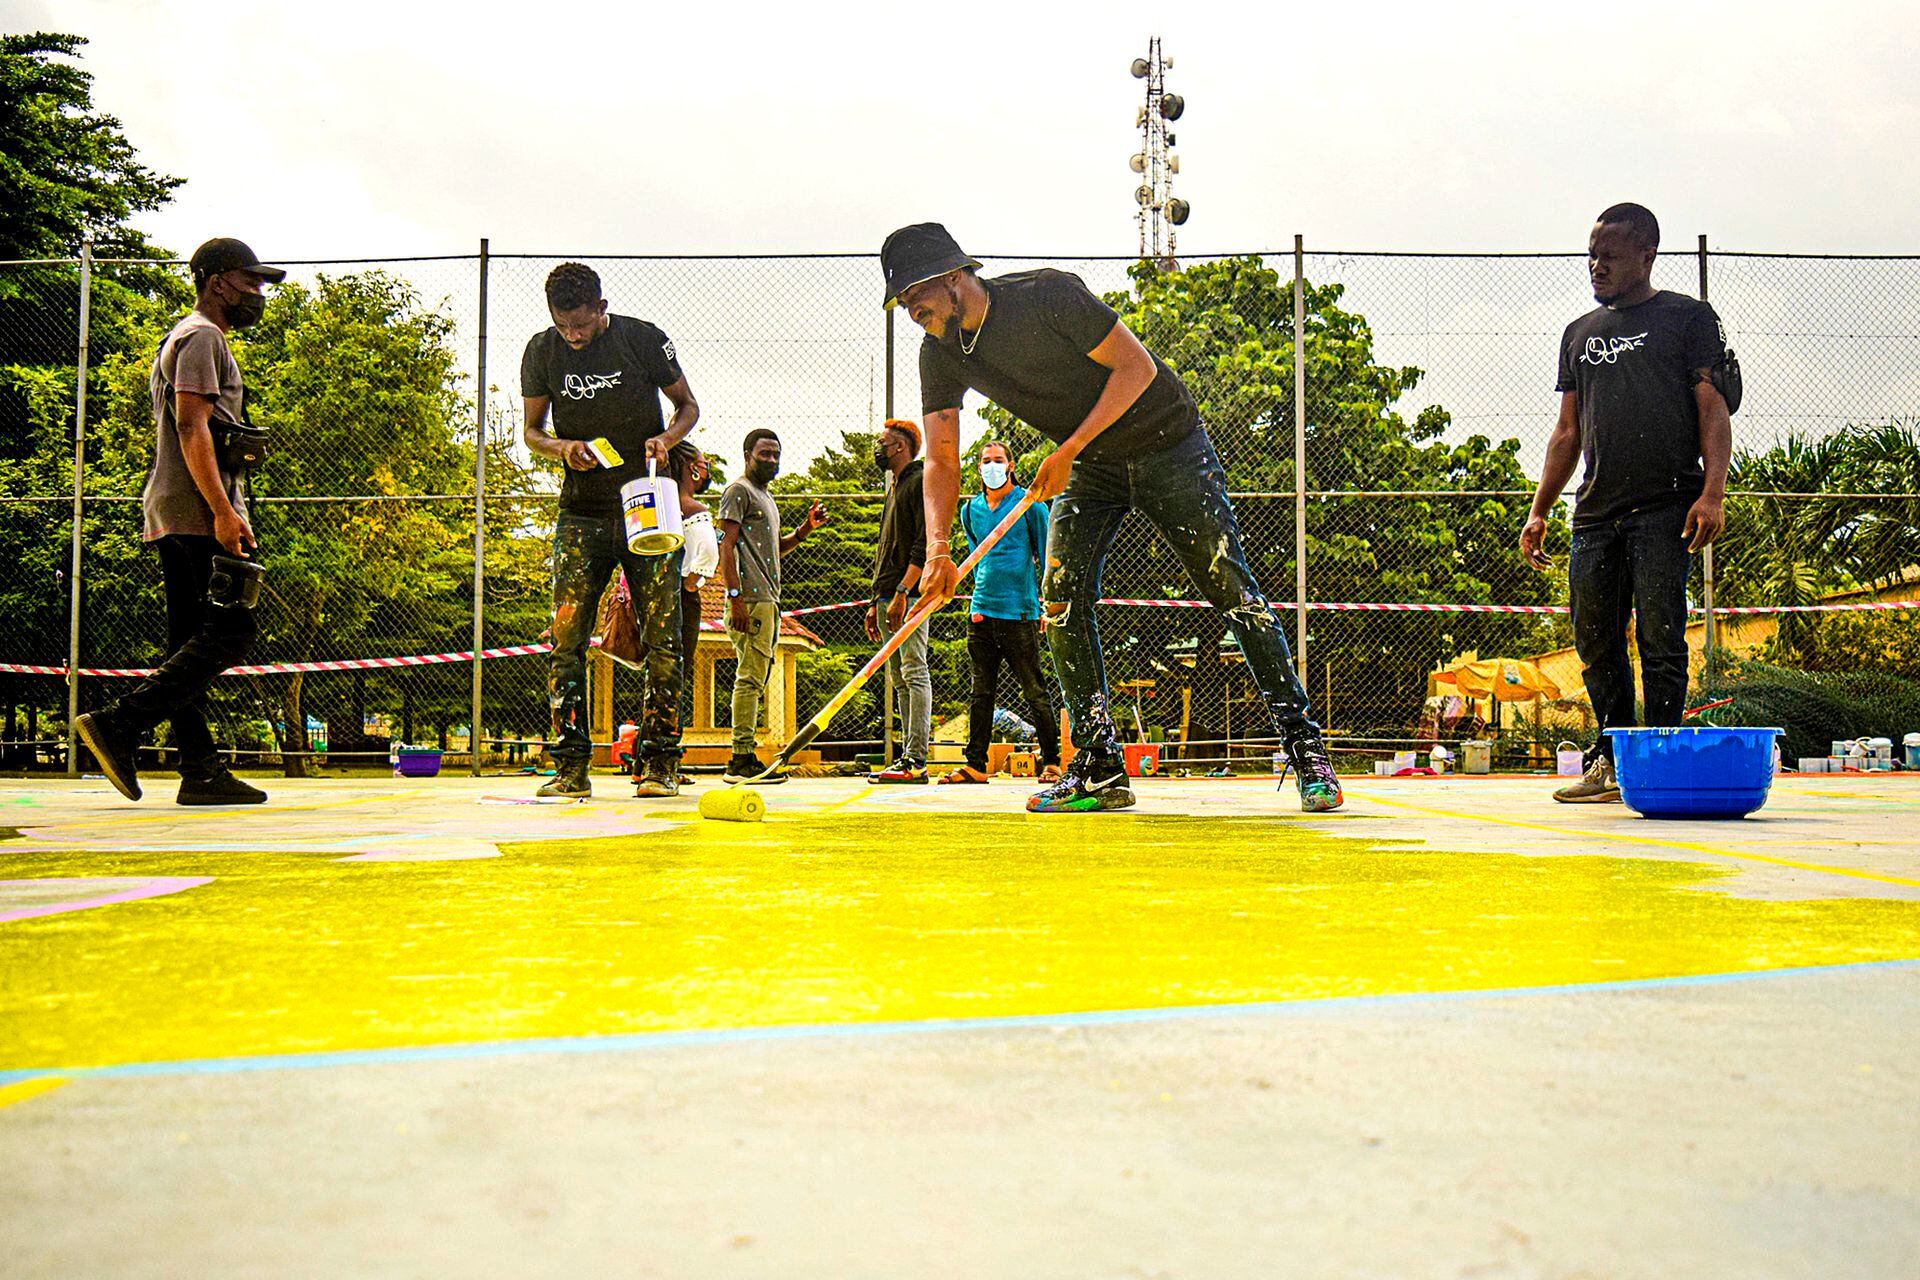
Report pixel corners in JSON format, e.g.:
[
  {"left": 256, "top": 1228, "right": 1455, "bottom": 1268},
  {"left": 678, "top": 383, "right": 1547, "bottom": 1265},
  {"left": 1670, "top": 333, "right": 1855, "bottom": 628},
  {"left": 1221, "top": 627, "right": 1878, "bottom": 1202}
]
[{"left": 980, "top": 461, "right": 1009, "bottom": 489}]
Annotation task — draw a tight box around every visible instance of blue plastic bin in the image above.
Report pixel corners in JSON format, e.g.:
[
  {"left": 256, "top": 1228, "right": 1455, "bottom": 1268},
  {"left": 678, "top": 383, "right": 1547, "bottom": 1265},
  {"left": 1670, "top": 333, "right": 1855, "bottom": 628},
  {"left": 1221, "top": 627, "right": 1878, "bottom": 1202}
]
[{"left": 1605, "top": 726, "right": 1783, "bottom": 819}]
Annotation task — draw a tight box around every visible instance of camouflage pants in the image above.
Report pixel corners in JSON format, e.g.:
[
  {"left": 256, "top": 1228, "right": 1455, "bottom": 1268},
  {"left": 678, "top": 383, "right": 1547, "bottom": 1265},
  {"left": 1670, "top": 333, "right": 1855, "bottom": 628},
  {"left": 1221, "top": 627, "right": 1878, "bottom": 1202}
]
[{"left": 549, "top": 511, "right": 683, "bottom": 766}]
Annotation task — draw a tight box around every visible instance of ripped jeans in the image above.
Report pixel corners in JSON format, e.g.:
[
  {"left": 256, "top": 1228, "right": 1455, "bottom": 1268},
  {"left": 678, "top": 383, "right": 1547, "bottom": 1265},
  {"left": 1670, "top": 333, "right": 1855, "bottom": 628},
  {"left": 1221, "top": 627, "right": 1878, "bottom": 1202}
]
[
  {"left": 549, "top": 511, "right": 682, "bottom": 766},
  {"left": 1043, "top": 427, "right": 1316, "bottom": 755}
]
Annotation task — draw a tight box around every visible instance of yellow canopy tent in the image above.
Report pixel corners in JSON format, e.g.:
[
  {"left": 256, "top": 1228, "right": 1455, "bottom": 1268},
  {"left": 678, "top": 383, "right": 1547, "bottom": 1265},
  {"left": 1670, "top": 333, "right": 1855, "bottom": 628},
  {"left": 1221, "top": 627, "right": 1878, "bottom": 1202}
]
[{"left": 1427, "top": 658, "right": 1563, "bottom": 740}]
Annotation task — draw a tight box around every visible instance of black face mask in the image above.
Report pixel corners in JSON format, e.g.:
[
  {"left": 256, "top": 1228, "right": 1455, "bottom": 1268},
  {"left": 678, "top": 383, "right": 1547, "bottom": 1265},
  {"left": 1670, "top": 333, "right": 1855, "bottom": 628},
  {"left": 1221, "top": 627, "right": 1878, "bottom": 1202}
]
[
  {"left": 871, "top": 442, "right": 892, "bottom": 471},
  {"left": 748, "top": 460, "right": 779, "bottom": 487},
  {"left": 223, "top": 290, "right": 267, "bottom": 329}
]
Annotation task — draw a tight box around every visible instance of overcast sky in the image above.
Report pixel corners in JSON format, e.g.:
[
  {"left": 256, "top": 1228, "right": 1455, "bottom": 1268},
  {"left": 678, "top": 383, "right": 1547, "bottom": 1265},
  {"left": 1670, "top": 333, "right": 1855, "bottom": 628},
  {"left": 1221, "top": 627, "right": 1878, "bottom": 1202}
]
[{"left": 11, "top": 0, "right": 1920, "bottom": 258}]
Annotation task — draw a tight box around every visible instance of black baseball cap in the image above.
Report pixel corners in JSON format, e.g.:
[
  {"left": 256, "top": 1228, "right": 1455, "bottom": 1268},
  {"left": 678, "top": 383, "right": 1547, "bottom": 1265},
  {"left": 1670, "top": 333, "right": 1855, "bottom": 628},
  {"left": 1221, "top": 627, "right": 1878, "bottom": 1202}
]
[
  {"left": 189, "top": 238, "right": 287, "bottom": 287},
  {"left": 880, "top": 223, "right": 981, "bottom": 310}
]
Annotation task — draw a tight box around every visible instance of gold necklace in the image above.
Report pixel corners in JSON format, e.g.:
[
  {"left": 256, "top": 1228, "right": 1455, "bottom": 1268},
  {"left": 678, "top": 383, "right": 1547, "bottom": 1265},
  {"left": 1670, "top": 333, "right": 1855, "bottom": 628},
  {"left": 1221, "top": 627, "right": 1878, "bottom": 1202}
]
[{"left": 959, "top": 291, "right": 989, "bottom": 356}]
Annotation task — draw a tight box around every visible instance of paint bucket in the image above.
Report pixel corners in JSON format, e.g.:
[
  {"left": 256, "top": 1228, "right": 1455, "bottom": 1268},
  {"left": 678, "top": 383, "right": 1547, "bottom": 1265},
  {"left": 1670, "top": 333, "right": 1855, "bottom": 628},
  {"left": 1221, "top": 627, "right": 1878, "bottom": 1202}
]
[
  {"left": 1904, "top": 733, "right": 1920, "bottom": 769},
  {"left": 1555, "top": 741, "right": 1584, "bottom": 776},
  {"left": 1866, "top": 737, "right": 1893, "bottom": 762},
  {"left": 1462, "top": 740, "right": 1491, "bottom": 774},
  {"left": 1605, "top": 726, "right": 1784, "bottom": 819},
  {"left": 620, "top": 460, "right": 683, "bottom": 556},
  {"left": 1123, "top": 742, "right": 1160, "bottom": 777},
  {"left": 391, "top": 746, "right": 442, "bottom": 778}
]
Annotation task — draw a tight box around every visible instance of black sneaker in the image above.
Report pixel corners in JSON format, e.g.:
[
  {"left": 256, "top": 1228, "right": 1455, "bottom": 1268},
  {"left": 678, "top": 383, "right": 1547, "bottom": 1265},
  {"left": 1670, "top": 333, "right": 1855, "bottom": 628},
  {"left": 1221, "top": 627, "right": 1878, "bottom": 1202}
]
[
  {"left": 537, "top": 760, "right": 591, "bottom": 798},
  {"left": 1026, "top": 748, "right": 1135, "bottom": 813},
  {"left": 177, "top": 769, "right": 267, "bottom": 806},
  {"left": 1278, "top": 731, "right": 1344, "bottom": 813},
  {"left": 723, "top": 752, "right": 788, "bottom": 785},
  {"left": 868, "top": 756, "right": 928, "bottom": 784},
  {"left": 75, "top": 710, "right": 141, "bottom": 801}
]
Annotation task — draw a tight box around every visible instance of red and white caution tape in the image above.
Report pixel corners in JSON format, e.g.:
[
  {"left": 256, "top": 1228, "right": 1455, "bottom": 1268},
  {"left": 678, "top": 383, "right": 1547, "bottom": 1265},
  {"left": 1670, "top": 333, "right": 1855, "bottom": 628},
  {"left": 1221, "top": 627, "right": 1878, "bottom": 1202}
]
[{"left": 7, "top": 599, "right": 1914, "bottom": 678}]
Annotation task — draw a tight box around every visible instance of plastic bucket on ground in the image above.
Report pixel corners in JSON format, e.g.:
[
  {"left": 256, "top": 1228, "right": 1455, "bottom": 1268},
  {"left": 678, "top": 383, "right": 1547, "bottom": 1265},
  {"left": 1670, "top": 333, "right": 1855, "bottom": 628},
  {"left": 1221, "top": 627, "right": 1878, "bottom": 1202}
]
[
  {"left": 1905, "top": 733, "right": 1920, "bottom": 769},
  {"left": 1123, "top": 742, "right": 1161, "bottom": 777},
  {"left": 392, "top": 747, "right": 443, "bottom": 778},
  {"left": 1604, "top": 727, "right": 1784, "bottom": 819},
  {"left": 1463, "top": 741, "right": 1492, "bottom": 774},
  {"left": 620, "top": 468, "right": 683, "bottom": 556}
]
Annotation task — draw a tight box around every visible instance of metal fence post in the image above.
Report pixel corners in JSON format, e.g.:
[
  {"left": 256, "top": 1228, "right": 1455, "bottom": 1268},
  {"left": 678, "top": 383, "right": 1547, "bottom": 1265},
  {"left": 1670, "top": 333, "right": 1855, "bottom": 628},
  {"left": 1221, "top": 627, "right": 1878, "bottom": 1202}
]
[
  {"left": 470, "top": 239, "right": 490, "bottom": 774},
  {"left": 64, "top": 236, "right": 93, "bottom": 775},
  {"left": 1697, "top": 233, "right": 1716, "bottom": 659},
  {"left": 882, "top": 306, "right": 896, "bottom": 764},
  {"left": 1292, "top": 234, "right": 1308, "bottom": 674}
]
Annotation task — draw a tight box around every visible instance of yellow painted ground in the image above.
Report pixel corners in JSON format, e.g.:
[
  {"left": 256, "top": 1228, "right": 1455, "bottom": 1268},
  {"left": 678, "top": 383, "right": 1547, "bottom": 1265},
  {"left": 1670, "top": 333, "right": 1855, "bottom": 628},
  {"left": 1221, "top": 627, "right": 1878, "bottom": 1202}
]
[{"left": 5, "top": 812, "right": 1920, "bottom": 1072}]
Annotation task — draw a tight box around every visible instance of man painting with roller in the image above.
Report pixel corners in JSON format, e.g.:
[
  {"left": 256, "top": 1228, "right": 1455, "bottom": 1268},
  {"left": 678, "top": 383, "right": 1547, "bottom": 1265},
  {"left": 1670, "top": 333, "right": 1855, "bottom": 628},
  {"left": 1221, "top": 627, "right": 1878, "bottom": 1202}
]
[
  {"left": 884, "top": 223, "right": 1342, "bottom": 814},
  {"left": 521, "top": 262, "right": 699, "bottom": 799},
  {"left": 74, "top": 238, "right": 281, "bottom": 806}
]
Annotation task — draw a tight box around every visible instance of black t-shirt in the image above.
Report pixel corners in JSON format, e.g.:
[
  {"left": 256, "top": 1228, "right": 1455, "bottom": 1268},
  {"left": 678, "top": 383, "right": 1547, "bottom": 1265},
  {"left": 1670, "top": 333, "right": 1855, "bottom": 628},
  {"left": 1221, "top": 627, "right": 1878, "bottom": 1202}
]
[
  {"left": 1555, "top": 290, "right": 1724, "bottom": 528},
  {"left": 521, "top": 314, "right": 685, "bottom": 515},
  {"left": 918, "top": 269, "right": 1199, "bottom": 463}
]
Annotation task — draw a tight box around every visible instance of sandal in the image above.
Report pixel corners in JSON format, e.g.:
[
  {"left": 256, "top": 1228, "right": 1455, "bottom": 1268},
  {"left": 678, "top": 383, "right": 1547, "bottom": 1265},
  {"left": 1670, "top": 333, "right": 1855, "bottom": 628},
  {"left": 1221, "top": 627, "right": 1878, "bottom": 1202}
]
[
  {"left": 937, "top": 765, "right": 990, "bottom": 785},
  {"left": 1039, "top": 763, "right": 1063, "bottom": 783}
]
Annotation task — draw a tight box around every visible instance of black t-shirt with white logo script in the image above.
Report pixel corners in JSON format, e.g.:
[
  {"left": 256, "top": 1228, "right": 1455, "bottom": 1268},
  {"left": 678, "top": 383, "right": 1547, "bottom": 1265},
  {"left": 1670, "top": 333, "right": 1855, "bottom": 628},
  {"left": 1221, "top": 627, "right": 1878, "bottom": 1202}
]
[
  {"left": 918, "top": 269, "right": 1199, "bottom": 463},
  {"left": 1555, "top": 290, "right": 1724, "bottom": 528},
  {"left": 521, "top": 314, "right": 685, "bottom": 515}
]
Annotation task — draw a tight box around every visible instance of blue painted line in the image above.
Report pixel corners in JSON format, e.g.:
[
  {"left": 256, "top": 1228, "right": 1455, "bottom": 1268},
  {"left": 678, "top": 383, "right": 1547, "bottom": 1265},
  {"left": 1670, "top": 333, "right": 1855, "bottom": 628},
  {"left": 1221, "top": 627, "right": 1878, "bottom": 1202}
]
[{"left": 4, "top": 957, "right": 1917, "bottom": 1088}]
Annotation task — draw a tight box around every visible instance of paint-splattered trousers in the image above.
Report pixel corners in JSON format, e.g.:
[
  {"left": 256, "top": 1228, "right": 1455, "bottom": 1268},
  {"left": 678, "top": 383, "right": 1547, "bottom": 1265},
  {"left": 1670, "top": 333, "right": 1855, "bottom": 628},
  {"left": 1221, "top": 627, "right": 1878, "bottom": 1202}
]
[
  {"left": 549, "top": 511, "right": 682, "bottom": 766},
  {"left": 1568, "top": 502, "right": 1692, "bottom": 761},
  {"left": 1043, "top": 427, "right": 1316, "bottom": 754}
]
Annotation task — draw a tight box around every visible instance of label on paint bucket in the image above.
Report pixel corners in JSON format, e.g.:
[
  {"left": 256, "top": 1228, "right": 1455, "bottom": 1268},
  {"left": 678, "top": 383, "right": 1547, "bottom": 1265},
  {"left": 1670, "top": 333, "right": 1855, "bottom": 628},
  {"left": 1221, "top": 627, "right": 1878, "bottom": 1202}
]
[{"left": 620, "top": 475, "right": 684, "bottom": 556}]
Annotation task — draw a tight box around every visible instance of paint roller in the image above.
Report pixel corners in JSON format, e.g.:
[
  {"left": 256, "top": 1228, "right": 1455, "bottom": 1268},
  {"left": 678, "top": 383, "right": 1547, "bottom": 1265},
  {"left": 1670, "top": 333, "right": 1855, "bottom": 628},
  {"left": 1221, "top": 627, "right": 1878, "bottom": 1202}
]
[{"left": 716, "top": 486, "right": 1042, "bottom": 799}]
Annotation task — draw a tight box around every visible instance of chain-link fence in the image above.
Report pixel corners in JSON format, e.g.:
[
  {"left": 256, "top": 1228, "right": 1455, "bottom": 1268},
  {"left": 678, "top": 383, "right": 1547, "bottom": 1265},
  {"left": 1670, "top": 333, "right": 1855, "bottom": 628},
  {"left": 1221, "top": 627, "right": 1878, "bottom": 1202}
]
[{"left": 3, "top": 243, "right": 1916, "bottom": 775}]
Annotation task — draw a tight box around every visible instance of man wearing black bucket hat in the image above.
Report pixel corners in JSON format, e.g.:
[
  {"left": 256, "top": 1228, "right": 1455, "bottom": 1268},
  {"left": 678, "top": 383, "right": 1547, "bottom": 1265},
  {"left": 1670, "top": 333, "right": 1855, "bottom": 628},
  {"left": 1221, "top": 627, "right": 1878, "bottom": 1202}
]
[
  {"left": 883, "top": 223, "right": 1343, "bottom": 814},
  {"left": 521, "top": 262, "right": 700, "bottom": 799},
  {"left": 74, "top": 238, "right": 284, "bottom": 805}
]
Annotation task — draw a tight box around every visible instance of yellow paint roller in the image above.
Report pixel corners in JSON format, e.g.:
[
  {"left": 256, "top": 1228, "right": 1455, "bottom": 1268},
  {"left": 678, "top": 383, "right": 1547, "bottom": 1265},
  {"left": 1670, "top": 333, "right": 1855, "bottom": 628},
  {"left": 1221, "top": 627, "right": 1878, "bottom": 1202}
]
[{"left": 697, "top": 787, "right": 765, "bottom": 822}]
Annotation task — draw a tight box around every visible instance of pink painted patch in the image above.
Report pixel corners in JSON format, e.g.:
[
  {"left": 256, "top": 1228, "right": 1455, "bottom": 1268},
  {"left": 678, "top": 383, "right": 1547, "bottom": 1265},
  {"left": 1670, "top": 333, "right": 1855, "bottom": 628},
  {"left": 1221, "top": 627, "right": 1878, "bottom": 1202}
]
[{"left": 0, "top": 876, "right": 213, "bottom": 924}]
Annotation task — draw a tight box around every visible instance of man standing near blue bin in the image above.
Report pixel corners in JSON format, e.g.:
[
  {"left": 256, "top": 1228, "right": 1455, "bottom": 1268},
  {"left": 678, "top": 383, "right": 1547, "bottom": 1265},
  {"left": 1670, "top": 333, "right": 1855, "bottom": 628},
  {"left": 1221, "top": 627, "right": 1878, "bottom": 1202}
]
[{"left": 1521, "top": 203, "right": 1735, "bottom": 803}]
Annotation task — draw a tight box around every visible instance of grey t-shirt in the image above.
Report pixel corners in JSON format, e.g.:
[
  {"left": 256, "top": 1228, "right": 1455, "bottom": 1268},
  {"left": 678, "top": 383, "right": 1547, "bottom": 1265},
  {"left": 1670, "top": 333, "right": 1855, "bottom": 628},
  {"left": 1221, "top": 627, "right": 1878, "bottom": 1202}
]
[
  {"left": 142, "top": 311, "right": 249, "bottom": 541},
  {"left": 717, "top": 479, "right": 781, "bottom": 603}
]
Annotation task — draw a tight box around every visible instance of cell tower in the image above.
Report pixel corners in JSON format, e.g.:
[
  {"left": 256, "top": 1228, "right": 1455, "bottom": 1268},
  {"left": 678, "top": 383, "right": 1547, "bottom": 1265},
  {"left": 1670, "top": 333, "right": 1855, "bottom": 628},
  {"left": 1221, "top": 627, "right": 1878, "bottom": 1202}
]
[{"left": 1129, "top": 38, "right": 1189, "bottom": 263}]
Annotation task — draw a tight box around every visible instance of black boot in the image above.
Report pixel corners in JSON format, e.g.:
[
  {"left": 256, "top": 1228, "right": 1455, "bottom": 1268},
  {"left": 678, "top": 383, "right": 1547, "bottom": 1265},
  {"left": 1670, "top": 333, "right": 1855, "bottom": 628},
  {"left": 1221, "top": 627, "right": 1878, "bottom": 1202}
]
[
  {"left": 178, "top": 768, "right": 267, "bottom": 806},
  {"left": 537, "top": 759, "right": 592, "bottom": 798}
]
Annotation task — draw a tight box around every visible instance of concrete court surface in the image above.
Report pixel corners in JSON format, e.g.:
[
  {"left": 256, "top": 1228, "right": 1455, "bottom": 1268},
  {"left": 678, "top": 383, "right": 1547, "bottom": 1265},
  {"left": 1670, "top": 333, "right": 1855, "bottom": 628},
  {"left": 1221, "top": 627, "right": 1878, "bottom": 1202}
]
[{"left": 1, "top": 770, "right": 1917, "bottom": 1278}]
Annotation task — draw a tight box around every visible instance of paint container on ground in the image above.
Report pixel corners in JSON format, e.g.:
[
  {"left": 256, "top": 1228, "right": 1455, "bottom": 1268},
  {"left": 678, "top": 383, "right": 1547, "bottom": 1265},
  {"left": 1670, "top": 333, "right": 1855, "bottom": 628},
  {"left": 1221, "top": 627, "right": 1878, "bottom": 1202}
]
[
  {"left": 1555, "top": 741, "right": 1584, "bottom": 776},
  {"left": 1904, "top": 733, "right": 1920, "bottom": 768},
  {"left": 1123, "top": 743, "right": 1160, "bottom": 777},
  {"left": 620, "top": 464, "right": 683, "bottom": 556},
  {"left": 1866, "top": 737, "right": 1893, "bottom": 762},
  {"left": 1797, "top": 757, "right": 1829, "bottom": 773},
  {"left": 1463, "top": 740, "right": 1492, "bottom": 774},
  {"left": 391, "top": 746, "right": 443, "bottom": 778},
  {"left": 1272, "top": 752, "right": 1285, "bottom": 776},
  {"left": 1374, "top": 760, "right": 1392, "bottom": 775},
  {"left": 1605, "top": 726, "right": 1785, "bottom": 819}
]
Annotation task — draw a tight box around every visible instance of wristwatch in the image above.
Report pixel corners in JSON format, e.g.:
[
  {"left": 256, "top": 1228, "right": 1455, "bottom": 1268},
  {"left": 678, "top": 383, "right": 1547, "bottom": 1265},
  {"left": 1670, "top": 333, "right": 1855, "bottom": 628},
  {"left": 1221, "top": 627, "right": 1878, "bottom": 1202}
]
[{"left": 726, "top": 588, "right": 742, "bottom": 599}]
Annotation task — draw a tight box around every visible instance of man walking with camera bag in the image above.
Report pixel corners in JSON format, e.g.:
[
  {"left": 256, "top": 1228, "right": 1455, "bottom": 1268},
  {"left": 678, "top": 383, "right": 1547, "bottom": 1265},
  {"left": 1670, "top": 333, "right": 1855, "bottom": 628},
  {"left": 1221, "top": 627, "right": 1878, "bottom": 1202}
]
[{"left": 76, "top": 238, "right": 283, "bottom": 805}]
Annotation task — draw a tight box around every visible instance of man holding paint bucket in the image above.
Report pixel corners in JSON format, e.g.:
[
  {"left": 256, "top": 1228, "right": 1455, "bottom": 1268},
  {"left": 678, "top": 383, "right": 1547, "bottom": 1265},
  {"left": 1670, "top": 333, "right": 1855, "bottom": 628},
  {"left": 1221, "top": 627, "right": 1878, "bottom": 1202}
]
[
  {"left": 521, "top": 262, "right": 699, "bottom": 798},
  {"left": 884, "top": 223, "right": 1342, "bottom": 814},
  {"left": 75, "top": 237, "right": 282, "bottom": 806}
]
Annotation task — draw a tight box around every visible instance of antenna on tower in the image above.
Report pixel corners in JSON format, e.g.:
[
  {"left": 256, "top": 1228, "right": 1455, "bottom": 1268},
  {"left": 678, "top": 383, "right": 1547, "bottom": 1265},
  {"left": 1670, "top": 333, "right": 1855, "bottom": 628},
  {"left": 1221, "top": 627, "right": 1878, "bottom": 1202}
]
[{"left": 1129, "top": 37, "right": 1189, "bottom": 267}]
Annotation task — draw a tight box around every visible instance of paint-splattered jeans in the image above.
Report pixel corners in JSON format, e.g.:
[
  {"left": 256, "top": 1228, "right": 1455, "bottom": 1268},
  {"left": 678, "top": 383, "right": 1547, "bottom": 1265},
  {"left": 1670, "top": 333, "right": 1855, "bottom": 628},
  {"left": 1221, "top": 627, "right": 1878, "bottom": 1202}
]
[
  {"left": 1568, "top": 502, "right": 1692, "bottom": 761},
  {"left": 549, "top": 511, "right": 682, "bottom": 766},
  {"left": 1043, "top": 427, "right": 1316, "bottom": 754}
]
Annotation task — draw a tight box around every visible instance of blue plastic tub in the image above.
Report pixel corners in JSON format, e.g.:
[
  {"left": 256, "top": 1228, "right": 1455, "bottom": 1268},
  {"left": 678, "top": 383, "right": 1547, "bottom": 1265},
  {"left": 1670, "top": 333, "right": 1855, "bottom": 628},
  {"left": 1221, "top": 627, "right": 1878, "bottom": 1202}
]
[{"left": 1605, "top": 726, "right": 1783, "bottom": 819}]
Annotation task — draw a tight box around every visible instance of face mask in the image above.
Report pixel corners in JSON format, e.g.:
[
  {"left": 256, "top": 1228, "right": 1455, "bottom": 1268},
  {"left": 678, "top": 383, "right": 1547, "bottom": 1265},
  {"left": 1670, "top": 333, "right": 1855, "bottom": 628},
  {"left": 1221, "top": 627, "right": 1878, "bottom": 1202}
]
[
  {"left": 224, "top": 290, "right": 267, "bottom": 329},
  {"left": 748, "top": 459, "right": 778, "bottom": 486},
  {"left": 980, "top": 461, "right": 1009, "bottom": 489},
  {"left": 871, "top": 442, "right": 892, "bottom": 471}
]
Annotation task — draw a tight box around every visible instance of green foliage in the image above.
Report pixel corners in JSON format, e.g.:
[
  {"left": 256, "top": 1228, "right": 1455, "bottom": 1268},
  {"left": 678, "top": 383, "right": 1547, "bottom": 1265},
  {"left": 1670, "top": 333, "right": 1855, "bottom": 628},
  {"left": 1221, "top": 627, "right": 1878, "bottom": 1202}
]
[
  {"left": 793, "top": 648, "right": 873, "bottom": 732},
  {"left": 0, "top": 33, "right": 180, "bottom": 259},
  {"left": 1692, "top": 655, "right": 1920, "bottom": 762}
]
